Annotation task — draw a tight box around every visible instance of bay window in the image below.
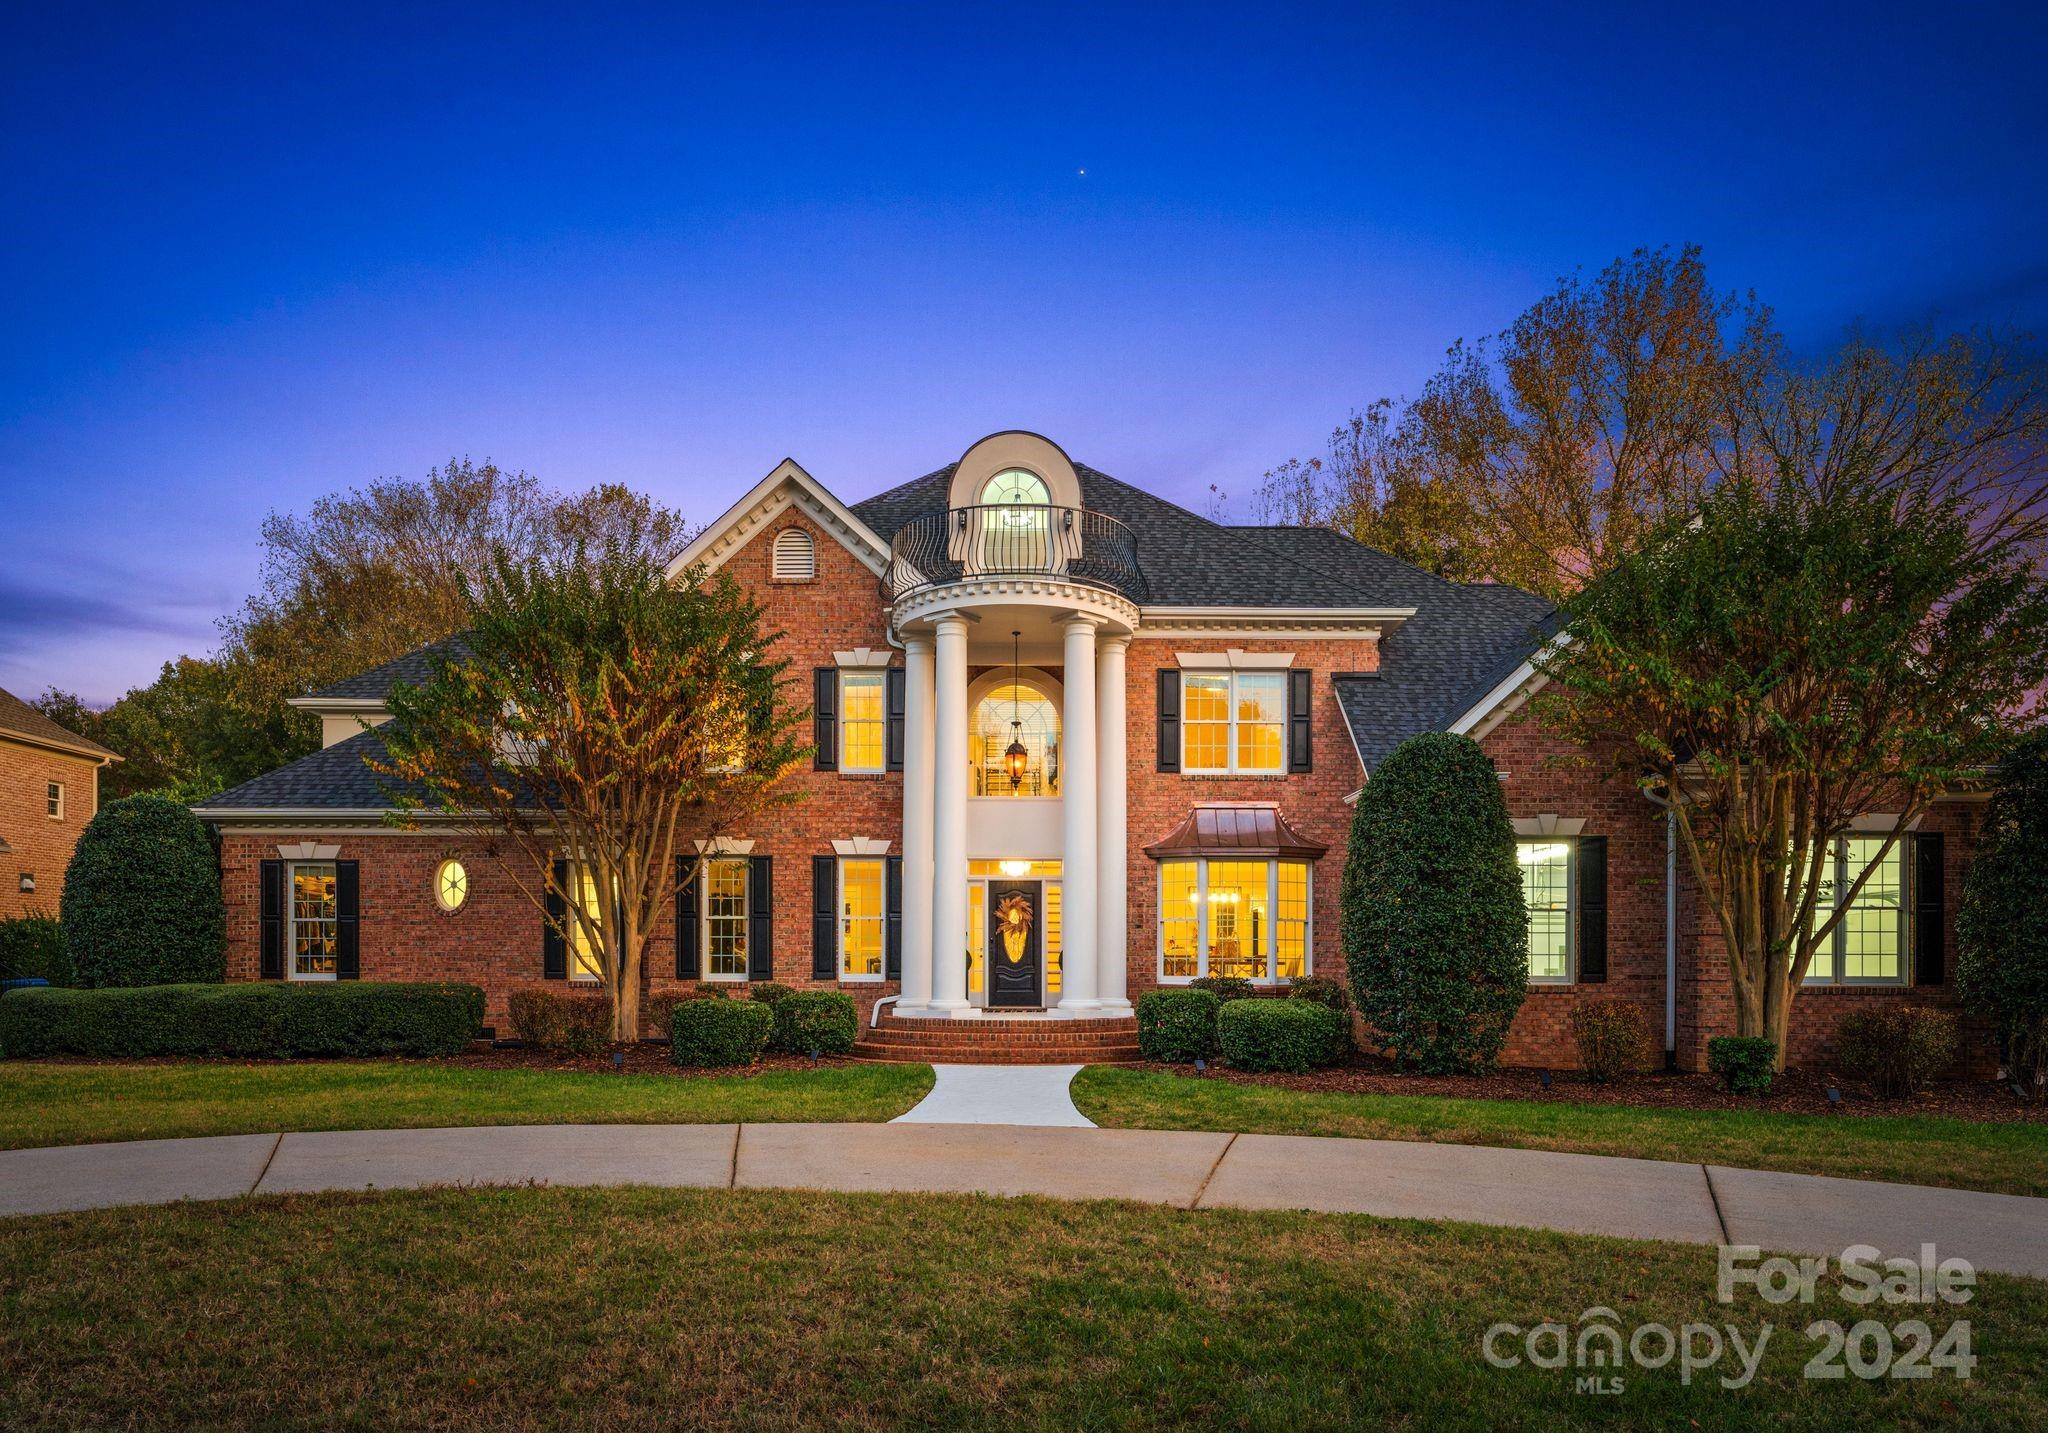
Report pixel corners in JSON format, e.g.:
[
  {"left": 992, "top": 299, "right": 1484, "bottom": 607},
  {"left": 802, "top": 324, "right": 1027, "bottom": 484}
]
[{"left": 1156, "top": 857, "right": 1311, "bottom": 982}]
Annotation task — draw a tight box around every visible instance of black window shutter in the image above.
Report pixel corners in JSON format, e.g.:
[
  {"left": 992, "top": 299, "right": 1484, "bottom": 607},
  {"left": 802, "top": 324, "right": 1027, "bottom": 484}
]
[
  {"left": 811, "top": 855, "right": 837, "bottom": 979},
  {"left": 813, "top": 668, "right": 839, "bottom": 771},
  {"left": 543, "top": 858, "right": 568, "bottom": 980},
  {"left": 1156, "top": 669, "right": 1181, "bottom": 773},
  {"left": 1577, "top": 836, "right": 1608, "bottom": 983},
  {"left": 259, "top": 859, "right": 284, "bottom": 979},
  {"left": 675, "top": 857, "right": 699, "bottom": 979},
  {"left": 1287, "top": 669, "right": 1313, "bottom": 773},
  {"left": 1914, "top": 832, "right": 1946, "bottom": 986},
  {"left": 334, "top": 860, "right": 360, "bottom": 980},
  {"left": 885, "top": 855, "right": 903, "bottom": 980},
  {"left": 747, "top": 855, "right": 774, "bottom": 981},
  {"left": 885, "top": 666, "right": 907, "bottom": 772}
]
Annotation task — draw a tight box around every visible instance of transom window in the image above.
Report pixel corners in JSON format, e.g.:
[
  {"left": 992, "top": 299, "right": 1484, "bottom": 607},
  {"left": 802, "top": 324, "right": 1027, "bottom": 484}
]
[
  {"left": 289, "top": 863, "right": 338, "bottom": 981},
  {"left": 1157, "top": 858, "right": 1310, "bottom": 983},
  {"left": 839, "top": 671, "right": 885, "bottom": 772},
  {"left": 1519, "top": 841, "right": 1573, "bottom": 983},
  {"left": 1182, "top": 672, "right": 1286, "bottom": 774},
  {"left": 1804, "top": 837, "right": 1907, "bottom": 984},
  {"left": 972, "top": 680, "right": 1060, "bottom": 796},
  {"left": 980, "top": 468, "right": 1050, "bottom": 507},
  {"left": 838, "top": 858, "right": 885, "bottom": 980},
  {"left": 703, "top": 858, "right": 750, "bottom": 980}
]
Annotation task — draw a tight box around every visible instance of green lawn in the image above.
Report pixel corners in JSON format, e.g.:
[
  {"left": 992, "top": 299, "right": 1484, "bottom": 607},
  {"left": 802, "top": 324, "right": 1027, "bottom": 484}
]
[
  {"left": 3, "top": 1186, "right": 2041, "bottom": 1429},
  {"left": 1074, "top": 1067, "right": 2048, "bottom": 1198},
  {"left": 0, "top": 1060, "right": 933, "bottom": 1150}
]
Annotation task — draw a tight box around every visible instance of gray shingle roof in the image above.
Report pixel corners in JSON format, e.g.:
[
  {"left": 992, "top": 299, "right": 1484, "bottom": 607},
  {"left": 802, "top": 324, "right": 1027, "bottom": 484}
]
[
  {"left": 305, "top": 634, "right": 471, "bottom": 701},
  {"left": 197, "top": 727, "right": 422, "bottom": 810}
]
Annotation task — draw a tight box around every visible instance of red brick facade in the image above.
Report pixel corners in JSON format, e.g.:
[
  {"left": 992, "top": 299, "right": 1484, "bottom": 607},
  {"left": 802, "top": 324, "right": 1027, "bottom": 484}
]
[
  {"left": 0, "top": 738, "right": 102, "bottom": 921},
  {"left": 209, "top": 506, "right": 1988, "bottom": 1070}
]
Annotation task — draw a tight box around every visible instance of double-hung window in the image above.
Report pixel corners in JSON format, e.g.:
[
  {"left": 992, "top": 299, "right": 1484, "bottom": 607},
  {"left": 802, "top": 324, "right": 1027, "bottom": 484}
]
[
  {"left": 703, "top": 857, "right": 751, "bottom": 980},
  {"left": 1181, "top": 671, "right": 1286, "bottom": 773},
  {"left": 1518, "top": 840, "right": 1574, "bottom": 983},
  {"left": 839, "top": 671, "right": 885, "bottom": 772},
  {"left": 288, "top": 862, "right": 339, "bottom": 981},
  {"left": 838, "top": 857, "right": 885, "bottom": 979},
  {"left": 565, "top": 865, "right": 606, "bottom": 983},
  {"left": 1803, "top": 837, "right": 1907, "bottom": 985},
  {"left": 1157, "top": 857, "right": 1311, "bottom": 982},
  {"left": 46, "top": 781, "right": 64, "bottom": 819}
]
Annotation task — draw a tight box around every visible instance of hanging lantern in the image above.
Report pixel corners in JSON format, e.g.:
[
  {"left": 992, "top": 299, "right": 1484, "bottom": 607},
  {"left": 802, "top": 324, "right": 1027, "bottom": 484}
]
[{"left": 1005, "top": 629, "right": 1028, "bottom": 789}]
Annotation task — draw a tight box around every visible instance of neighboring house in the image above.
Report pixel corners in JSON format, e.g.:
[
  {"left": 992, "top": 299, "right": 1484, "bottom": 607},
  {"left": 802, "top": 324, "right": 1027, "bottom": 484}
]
[
  {"left": 192, "top": 431, "right": 1978, "bottom": 1069},
  {"left": 0, "top": 686, "right": 120, "bottom": 921}
]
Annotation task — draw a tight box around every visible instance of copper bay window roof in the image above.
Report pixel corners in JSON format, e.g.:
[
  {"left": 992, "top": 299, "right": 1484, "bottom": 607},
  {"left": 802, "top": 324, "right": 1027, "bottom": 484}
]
[{"left": 1142, "top": 804, "right": 1328, "bottom": 861}]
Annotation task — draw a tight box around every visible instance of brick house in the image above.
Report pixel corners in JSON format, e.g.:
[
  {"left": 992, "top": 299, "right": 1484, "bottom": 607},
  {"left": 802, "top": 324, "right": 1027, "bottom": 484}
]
[
  {"left": 192, "top": 431, "right": 1977, "bottom": 1068},
  {"left": 0, "top": 687, "right": 120, "bottom": 921}
]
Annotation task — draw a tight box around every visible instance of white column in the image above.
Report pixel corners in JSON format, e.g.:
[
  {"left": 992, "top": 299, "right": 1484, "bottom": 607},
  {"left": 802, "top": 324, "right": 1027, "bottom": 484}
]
[
  {"left": 1094, "top": 633, "right": 1131, "bottom": 1016},
  {"left": 1057, "top": 616, "right": 1100, "bottom": 1012},
  {"left": 897, "top": 636, "right": 936, "bottom": 1015},
  {"left": 928, "top": 615, "right": 971, "bottom": 1014}
]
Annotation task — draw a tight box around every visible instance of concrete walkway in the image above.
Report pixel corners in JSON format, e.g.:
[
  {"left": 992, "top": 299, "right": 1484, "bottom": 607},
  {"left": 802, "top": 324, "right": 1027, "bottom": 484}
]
[
  {"left": 3, "top": 1124, "right": 2044, "bottom": 1279},
  {"left": 891, "top": 1064, "right": 1093, "bottom": 1127}
]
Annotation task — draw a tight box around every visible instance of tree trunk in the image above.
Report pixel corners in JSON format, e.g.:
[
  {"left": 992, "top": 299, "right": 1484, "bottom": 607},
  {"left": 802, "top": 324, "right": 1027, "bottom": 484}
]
[
  {"left": 1762, "top": 969, "right": 1793, "bottom": 1071},
  {"left": 613, "top": 936, "right": 642, "bottom": 1043}
]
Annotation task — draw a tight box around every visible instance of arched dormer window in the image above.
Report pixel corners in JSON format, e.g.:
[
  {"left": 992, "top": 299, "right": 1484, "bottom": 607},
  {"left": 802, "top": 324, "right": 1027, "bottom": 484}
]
[
  {"left": 771, "top": 527, "right": 815, "bottom": 581},
  {"left": 980, "top": 469, "right": 1050, "bottom": 508}
]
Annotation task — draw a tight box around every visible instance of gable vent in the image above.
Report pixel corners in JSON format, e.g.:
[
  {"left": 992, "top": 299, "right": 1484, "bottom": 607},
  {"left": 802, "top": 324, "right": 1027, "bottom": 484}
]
[{"left": 771, "top": 527, "right": 816, "bottom": 581}]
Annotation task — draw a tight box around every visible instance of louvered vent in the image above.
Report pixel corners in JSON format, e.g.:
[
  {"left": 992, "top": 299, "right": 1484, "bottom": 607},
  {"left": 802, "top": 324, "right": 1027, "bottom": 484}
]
[{"left": 771, "top": 527, "right": 815, "bottom": 581}]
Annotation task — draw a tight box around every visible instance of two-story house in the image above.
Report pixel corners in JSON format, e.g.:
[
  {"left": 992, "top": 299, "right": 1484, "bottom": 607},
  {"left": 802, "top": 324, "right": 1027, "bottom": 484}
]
[
  {"left": 0, "top": 686, "right": 120, "bottom": 921},
  {"left": 194, "top": 431, "right": 1977, "bottom": 1069}
]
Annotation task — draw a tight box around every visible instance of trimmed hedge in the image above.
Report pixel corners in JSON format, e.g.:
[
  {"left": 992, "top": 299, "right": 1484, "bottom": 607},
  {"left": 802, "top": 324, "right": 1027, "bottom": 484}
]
[
  {"left": 771, "top": 991, "right": 858, "bottom": 1056},
  {"left": 0, "top": 981, "right": 483, "bottom": 1059},
  {"left": 1708, "top": 1036, "right": 1778, "bottom": 1095},
  {"left": 0, "top": 914, "right": 73, "bottom": 987},
  {"left": 1218, "top": 998, "right": 1348, "bottom": 1074},
  {"left": 1288, "top": 976, "right": 1349, "bottom": 1012},
  {"left": 749, "top": 982, "right": 795, "bottom": 1007},
  {"left": 62, "top": 795, "right": 225, "bottom": 987},
  {"left": 1136, "top": 988, "right": 1220, "bottom": 1063},
  {"left": 1189, "top": 975, "right": 1256, "bottom": 1004},
  {"left": 669, "top": 995, "right": 773, "bottom": 1067},
  {"left": 1957, "top": 732, "right": 2048, "bottom": 1095},
  {"left": 506, "top": 987, "right": 613, "bottom": 1055},
  {"left": 1835, "top": 1006, "right": 1958, "bottom": 1099}
]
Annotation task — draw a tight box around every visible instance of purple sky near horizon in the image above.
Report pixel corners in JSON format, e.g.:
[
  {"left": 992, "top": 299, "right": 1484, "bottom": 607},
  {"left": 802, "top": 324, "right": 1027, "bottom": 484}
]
[{"left": 3, "top": 3, "right": 2045, "bottom": 705}]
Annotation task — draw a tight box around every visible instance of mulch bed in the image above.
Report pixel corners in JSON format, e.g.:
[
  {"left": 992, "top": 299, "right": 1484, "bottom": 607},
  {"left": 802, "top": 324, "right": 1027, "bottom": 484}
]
[{"left": 1135, "top": 1057, "right": 2048, "bottom": 1125}]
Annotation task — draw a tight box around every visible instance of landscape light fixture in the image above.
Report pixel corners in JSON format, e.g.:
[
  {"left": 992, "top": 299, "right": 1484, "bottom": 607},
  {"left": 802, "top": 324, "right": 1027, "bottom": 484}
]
[
  {"left": 1826, "top": 1085, "right": 1841, "bottom": 1107},
  {"left": 1538, "top": 1070, "right": 1552, "bottom": 1090},
  {"left": 1004, "top": 629, "right": 1029, "bottom": 790}
]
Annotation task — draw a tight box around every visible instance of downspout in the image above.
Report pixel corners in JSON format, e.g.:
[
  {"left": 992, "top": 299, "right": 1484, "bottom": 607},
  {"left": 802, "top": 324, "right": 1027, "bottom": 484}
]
[{"left": 1640, "top": 789, "right": 1679, "bottom": 1070}]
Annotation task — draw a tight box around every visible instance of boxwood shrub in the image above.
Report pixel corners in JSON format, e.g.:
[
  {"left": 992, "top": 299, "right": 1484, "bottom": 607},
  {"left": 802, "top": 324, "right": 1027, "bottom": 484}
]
[
  {"left": 771, "top": 990, "right": 857, "bottom": 1056},
  {"left": 749, "top": 981, "right": 795, "bottom": 1007},
  {"left": 669, "top": 995, "right": 773, "bottom": 1067},
  {"left": 1707, "top": 1035, "right": 1778, "bottom": 1095},
  {"left": 62, "top": 794, "right": 226, "bottom": 987},
  {"left": 1835, "top": 1006, "right": 1958, "bottom": 1099},
  {"left": 0, "top": 914, "right": 73, "bottom": 987},
  {"left": 1189, "top": 975, "right": 1256, "bottom": 1004},
  {"left": 1136, "top": 988, "right": 1220, "bottom": 1063},
  {"left": 0, "top": 981, "right": 483, "bottom": 1059},
  {"left": 506, "top": 987, "right": 612, "bottom": 1055},
  {"left": 1218, "top": 997, "right": 1348, "bottom": 1074}
]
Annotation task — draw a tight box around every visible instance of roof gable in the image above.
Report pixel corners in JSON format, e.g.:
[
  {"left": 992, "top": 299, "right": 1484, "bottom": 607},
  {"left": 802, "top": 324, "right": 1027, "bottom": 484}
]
[
  {"left": 669, "top": 459, "right": 890, "bottom": 581},
  {"left": 0, "top": 686, "right": 119, "bottom": 762}
]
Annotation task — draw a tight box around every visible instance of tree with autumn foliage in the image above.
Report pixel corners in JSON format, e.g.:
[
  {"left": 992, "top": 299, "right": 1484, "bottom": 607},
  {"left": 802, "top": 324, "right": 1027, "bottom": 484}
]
[{"left": 373, "top": 533, "right": 805, "bottom": 1041}]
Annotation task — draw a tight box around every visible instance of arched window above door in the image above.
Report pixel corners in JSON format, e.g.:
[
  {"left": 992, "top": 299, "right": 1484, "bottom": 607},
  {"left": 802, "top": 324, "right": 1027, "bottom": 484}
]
[{"left": 971, "top": 678, "right": 1061, "bottom": 797}]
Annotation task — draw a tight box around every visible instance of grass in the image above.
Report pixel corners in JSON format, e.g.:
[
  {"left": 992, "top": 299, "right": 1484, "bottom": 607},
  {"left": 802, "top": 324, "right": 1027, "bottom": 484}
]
[
  {"left": 0, "top": 1060, "right": 933, "bottom": 1150},
  {"left": 1073, "top": 1067, "right": 2048, "bottom": 1198},
  {"left": 3, "top": 1185, "right": 2042, "bottom": 1429}
]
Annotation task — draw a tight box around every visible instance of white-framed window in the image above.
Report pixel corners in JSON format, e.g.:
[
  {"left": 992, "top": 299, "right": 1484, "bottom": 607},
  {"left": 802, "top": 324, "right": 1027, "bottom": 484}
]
[
  {"left": 434, "top": 859, "right": 469, "bottom": 913},
  {"left": 771, "top": 527, "right": 816, "bottom": 581},
  {"left": 972, "top": 679, "right": 1060, "bottom": 796},
  {"left": 839, "top": 671, "right": 885, "bottom": 772},
  {"left": 288, "top": 862, "right": 338, "bottom": 981},
  {"left": 1803, "top": 837, "right": 1908, "bottom": 985},
  {"left": 1156, "top": 857, "right": 1311, "bottom": 983},
  {"left": 1181, "top": 671, "right": 1286, "bottom": 774},
  {"left": 1518, "top": 840, "right": 1574, "bottom": 983},
  {"left": 46, "top": 781, "right": 63, "bottom": 819},
  {"left": 702, "top": 857, "right": 750, "bottom": 980},
  {"left": 838, "top": 857, "right": 885, "bottom": 980},
  {"left": 566, "top": 865, "right": 605, "bottom": 983}
]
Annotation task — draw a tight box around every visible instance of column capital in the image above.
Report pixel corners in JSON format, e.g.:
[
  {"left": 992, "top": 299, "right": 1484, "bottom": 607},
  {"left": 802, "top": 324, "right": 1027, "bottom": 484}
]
[
  {"left": 1058, "top": 612, "right": 1107, "bottom": 632},
  {"left": 901, "top": 634, "right": 935, "bottom": 654},
  {"left": 1098, "top": 631, "right": 1134, "bottom": 653}
]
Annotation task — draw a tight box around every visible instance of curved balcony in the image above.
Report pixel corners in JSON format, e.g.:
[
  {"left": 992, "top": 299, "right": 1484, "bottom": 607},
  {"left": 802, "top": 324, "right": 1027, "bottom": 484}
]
[{"left": 884, "top": 504, "right": 1146, "bottom": 602}]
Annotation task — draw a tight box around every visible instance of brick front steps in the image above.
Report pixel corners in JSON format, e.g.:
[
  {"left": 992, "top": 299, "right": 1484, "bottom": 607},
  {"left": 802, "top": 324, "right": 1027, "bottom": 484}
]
[{"left": 853, "top": 1012, "right": 1142, "bottom": 1066}]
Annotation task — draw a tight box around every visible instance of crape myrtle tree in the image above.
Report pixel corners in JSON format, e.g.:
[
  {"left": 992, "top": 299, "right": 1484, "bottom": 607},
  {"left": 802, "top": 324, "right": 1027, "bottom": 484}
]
[
  {"left": 1957, "top": 734, "right": 2048, "bottom": 1098},
  {"left": 1536, "top": 471, "right": 2048, "bottom": 1065},
  {"left": 1342, "top": 733, "right": 1528, "bottom": 1073},
  {"left": 374, "top": 531, "right": 806, "bottom": 1041}
]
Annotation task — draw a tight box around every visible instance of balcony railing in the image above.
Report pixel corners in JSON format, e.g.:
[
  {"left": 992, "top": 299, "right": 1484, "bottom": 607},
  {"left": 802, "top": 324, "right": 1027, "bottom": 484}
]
[{"left": 885, "top": 504, "right": 1146, "bottom": 601}]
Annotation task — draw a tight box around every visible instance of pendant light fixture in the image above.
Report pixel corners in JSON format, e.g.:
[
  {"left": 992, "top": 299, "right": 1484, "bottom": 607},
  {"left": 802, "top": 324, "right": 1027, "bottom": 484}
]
[{"left": 1004, "top": 629, "right": 1029, "bottom": 791}]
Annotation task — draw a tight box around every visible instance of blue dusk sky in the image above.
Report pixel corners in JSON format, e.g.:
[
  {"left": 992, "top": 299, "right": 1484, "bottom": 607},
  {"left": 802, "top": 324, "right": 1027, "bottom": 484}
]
[{"left": 3, "top": 3, "right": 2045, "bottom": 703}]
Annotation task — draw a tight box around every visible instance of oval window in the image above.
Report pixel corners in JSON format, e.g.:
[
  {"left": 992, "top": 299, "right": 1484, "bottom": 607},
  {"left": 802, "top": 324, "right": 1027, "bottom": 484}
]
[{"left": 435, "top": 859, "right": 469, "bottom": 912}]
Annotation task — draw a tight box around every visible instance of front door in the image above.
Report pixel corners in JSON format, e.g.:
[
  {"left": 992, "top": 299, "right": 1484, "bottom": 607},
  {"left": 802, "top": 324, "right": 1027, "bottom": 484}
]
[{"left": 987, "top": 880, "right": 1043, "bottom": 1008}]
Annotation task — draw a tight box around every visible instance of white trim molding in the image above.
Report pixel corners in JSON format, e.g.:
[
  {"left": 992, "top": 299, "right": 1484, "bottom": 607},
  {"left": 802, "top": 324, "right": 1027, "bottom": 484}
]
[
  {"left": 1174, "top": 649, "right": 1296, "bottom": 670},
  {"left": 831, "top": 837, "right": 893, "bottom": 856},
  {"left": 832, "top": 648, "right": 895, "bottom": 669},
  {"left": 693, "top": 836, "right": 758, "bottom": 855},
  {"left": 669, "top": 459, "right": 891, "bottom": 580},
  {"left": 275, "top": 841, "right": 342, "bottom": 860},
  {"left": 1847, "top": 812, "right": 1923, "bottom": 833},
  {"left": 1512, "top": 815, "right": 1586, "bottom": 838},
  {"left": 1137, "top": 606, "right": 1411, "bottom": 640}
]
